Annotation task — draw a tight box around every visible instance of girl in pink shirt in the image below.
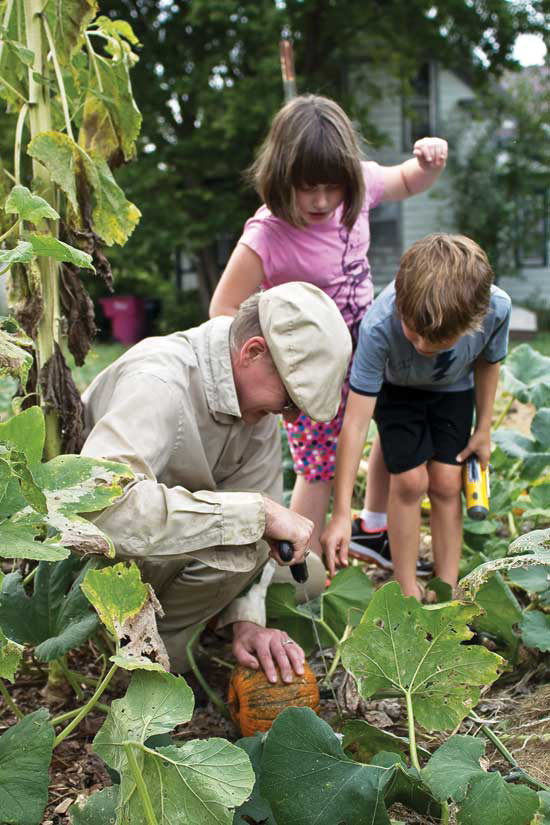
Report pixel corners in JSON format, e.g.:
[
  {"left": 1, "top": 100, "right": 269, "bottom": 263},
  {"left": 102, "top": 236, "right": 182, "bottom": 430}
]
[{"left": 210, "top": 94, "right": 447, "bottom": 561}]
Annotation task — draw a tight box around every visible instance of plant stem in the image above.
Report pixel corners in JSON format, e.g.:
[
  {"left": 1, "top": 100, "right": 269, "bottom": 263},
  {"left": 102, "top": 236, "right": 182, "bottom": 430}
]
[
  {"left": 41, "top": 14, "right": 74, "bottom": 141},
  {"left": 405, "top": 690, "right": 421, "bottom": 772},
  {"left": 440, "top": 801, "right": 450, "bottom": 824},
  {"left": 14, "top": 102, "right": 28, "bottom": 186},
  {"left": 185, "top": 623, "right": 228, "bottom": 718},
  {"left": 85, "top": 32, "right": 103, "bottom": 92},
  {"left": 471, "top": 715, "right": 550, "bottom": 793},
  {"left": 0, "top": 0, "right": 14, "bottom": 66},
  {"left": 124, "top": 743, "right": 159, "bottom": 825},
  {"left": 51, "top": 700, "right": 110, "bottom": 726},
  {"left": 58, "top": 656, "right": 84, "bottom": 700},
  {"left": 53, "top": 663, "right": 117, "bottom": 748},
  {"left": 0, "top": 218, "right": 21, "bottom": 245},
  {"left": 22, "top": 565, "right": 38, "bottom": 587},
  {"left": 324, "top": 623, "right": 353, "bottom": 683},
  {"left": 493, "top": 395, "right": 514, "bottom": 431},
  {"left": 0, "top": 679, "right": 24, "bottom": 720}
]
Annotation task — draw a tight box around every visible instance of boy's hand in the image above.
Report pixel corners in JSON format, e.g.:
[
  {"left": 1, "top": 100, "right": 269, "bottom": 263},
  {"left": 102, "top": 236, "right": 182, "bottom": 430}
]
[
  {"left": 321, "top": 514, "right": 351, "bottom": 578},
  {"left": 456, "top": 428, "right": 492, "bottom": 469},
  {"left": 413, "top": 137, "right": 448, "bottom": 169}
]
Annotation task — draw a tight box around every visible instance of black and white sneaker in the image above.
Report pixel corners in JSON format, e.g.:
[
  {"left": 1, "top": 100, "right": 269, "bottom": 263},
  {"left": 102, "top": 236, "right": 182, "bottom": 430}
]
[{"left": 348, "top": 517, "right": 433, "bottom": 578}]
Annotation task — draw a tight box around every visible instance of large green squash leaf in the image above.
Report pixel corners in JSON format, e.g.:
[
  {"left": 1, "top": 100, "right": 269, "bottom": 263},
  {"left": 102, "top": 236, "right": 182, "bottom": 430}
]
[
  {"left": 235, "top": 734, "right": 276, "bottom": 825},
  {"left": 500, "top": 344, "right": 550, "bottom": 409},
  {"left": 470, "top": 572, "right": 522, "bottom": 659},
  {"left": 0, "top": 520, "right": 69, "bottom": 561},
  {"left": 508, "top": 565, "right": 550, "bottom": 593},
  {"left": 520, "top": 610, "right": 550, "bottom": 652},
  {"left": 0, "top": 709, "right": 54, "bottom": 825},
  {"left": 0, "top": 626, "right": 24, "bottom": 681},
  {"left": 266, "top": 566, "right": 373, "bottom": 654},
  {"left": 28, "top": 232, "right": 94, "bottom": 269},
  {"left": 0, "top": 240, "right": 34, "bottom": 265},
  {"left": 373, "top": 752, "right": 441, "bottom": 820},
  {"left": 0, "top": 557, "right": 99, "bottom": 660},
  {"left": 342, "top": 582, "right": 504, "bottom": 732},
  {"left": 423, "top": 735, "right": 539, "bottom": 825},
  {"left": 94, "top": 670, "right": 253, "bottom": 824},
  {"left": 493, "top": 421, "right": 550, "bottom": 480},
  {"left": 260, "top": 706, "right": 395, "bottom": 825},
  {"left": 343, "top": 719, "right": 431, "bottom": 763},
  {"left": 70, "top": 786, "right": 117, "bottom": 824}
]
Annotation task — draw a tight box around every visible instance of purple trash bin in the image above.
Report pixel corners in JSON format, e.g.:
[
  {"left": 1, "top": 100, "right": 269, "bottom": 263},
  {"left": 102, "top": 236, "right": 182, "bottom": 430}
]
[{"left": 99, "top": 296, "right": 146, "bottom": 344}]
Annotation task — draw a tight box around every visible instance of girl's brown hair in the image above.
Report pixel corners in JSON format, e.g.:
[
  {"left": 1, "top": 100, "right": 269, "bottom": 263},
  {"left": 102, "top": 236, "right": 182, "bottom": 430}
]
[
  {"left": 395, "top": 234, "right": 494, "bottom": 343},
  {"left": 248, "top": 94, "right": 365, "bottom": 230}
]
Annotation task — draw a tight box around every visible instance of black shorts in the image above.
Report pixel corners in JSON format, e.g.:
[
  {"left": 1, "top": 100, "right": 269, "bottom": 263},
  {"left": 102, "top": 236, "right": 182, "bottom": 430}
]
[{"left": 373, "top": 383, "right": 474, "bottom": 475}]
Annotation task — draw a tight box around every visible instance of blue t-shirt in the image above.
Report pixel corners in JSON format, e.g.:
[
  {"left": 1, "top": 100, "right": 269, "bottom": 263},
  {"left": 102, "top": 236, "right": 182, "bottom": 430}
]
[{"left": 350, "top": 282, "right": 512, "bottom": 396}]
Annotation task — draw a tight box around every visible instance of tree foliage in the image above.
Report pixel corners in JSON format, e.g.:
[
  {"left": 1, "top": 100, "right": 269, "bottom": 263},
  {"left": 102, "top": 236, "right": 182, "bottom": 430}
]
[{"left": 96, "top": 0, "right": 549, "bottom": 316}]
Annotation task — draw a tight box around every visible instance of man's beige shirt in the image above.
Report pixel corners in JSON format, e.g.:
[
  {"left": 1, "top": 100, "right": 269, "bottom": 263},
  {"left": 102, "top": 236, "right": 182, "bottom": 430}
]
[{"left": 81, "top": 316, "right": 283, "bottom": 622}]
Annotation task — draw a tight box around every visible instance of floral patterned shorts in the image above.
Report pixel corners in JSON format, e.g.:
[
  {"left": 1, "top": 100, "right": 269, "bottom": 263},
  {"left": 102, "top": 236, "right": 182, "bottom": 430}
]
[{"left": 284, "top": 381, "right": 350, "bottom": 483}]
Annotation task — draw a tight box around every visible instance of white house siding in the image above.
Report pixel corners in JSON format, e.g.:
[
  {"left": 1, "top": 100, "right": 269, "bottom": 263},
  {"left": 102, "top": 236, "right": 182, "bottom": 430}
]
[
  {"left": 498, "top": 269, "right": 550, "bottom": 308},
  {"left": 360, "top": 67, "right": 472, "bottom": 287}
]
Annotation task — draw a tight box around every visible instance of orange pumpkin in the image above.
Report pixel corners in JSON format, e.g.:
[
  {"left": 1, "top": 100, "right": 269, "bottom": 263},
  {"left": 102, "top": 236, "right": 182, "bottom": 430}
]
[{"left": 227, "top": 663, "right": 320, "bottom": 737}]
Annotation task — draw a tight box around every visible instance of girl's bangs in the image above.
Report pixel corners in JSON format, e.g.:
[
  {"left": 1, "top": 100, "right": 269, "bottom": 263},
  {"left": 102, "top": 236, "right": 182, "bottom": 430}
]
[{"left": 291, "top": 130, "right": 350, "bottom": 188}]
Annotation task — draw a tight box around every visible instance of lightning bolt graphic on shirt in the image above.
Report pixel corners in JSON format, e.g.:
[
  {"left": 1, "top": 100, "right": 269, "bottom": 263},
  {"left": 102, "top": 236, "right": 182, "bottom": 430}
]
[{"left": 432, "top": 350, "right": 456, "bottom": 382}]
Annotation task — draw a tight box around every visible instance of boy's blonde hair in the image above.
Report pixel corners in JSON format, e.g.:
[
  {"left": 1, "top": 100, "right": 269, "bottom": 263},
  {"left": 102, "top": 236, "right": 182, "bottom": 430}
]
[
  {"left": 248, "top": 94, "right": 365, "bottom": 230},
  {"left": 395, "top": 234, "right": 493, "bottom": 343}
]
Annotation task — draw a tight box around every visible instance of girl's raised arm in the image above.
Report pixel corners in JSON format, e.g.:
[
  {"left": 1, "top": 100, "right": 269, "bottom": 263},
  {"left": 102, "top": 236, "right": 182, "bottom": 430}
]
[
  {"left": 380, "top": 137, "right": 448, "bottom": 203},
  {"left": 209, "top": 243, "right": 266, "bottom": 317}
]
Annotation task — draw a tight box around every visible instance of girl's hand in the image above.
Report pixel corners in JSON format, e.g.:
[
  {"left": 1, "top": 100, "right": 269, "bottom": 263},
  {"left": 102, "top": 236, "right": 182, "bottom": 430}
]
[
  {"left": 321, "top": 514, "right": 351, "bottom": 578},
  {"left": 456, "top": 428, "right": 492, "bottom": 469},
  {"left": 413, "top": 137, "right": 448, "bottom": 169}
]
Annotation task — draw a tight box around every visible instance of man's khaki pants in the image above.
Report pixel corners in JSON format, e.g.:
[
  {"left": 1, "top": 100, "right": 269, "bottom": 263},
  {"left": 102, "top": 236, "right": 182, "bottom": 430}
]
[{"left": 140, "top": 546, "right": 326, "bottom": 673}]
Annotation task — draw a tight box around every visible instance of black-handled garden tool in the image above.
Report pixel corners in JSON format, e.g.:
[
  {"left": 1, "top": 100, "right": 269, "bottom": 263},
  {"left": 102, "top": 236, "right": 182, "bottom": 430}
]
[{"left": 278, "top": 540, "right": 309, "bottom": 584}]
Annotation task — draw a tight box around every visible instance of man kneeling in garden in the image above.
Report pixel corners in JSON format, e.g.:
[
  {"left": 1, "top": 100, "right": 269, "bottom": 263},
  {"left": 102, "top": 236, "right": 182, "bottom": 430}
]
[{"left": 81, "top": 282, "right": 351, "bottom": 683}]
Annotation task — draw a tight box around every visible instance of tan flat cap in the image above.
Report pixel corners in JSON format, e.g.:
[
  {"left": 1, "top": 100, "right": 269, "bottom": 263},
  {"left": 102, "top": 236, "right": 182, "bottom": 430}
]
[{"left": 258, "top": 282, "right": 352, "bottom": 422}]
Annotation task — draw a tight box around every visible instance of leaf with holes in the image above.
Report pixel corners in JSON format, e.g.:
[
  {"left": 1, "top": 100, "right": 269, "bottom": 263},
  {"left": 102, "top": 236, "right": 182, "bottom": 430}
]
[{"left": 342, "top": 582, "right": 504, "bottom": 732}]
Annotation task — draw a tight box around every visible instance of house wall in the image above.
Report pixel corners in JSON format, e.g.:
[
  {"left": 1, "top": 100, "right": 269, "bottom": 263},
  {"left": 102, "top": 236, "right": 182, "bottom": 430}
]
[
  {"left": 354, "top": 66, "right": 477, "bottom": 289},
  {"left": 498, "top": 268, "right": 550, "bottom": 308}
]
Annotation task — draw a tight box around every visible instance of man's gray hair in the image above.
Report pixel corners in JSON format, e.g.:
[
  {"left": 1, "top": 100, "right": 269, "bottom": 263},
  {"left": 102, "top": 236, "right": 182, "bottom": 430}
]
[{"left": 230, "top": 291, "right": 264, "bottom": 351}]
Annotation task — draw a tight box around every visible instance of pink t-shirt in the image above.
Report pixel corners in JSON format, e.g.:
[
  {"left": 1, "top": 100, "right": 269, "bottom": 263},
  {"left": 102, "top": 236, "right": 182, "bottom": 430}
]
[{"left": 239, "top": 161, "right": 385, "bottom": 340}]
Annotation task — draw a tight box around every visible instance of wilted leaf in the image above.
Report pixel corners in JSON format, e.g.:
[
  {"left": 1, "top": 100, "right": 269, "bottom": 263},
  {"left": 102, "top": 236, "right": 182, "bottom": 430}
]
[
  {"left": 520, "top": 610, "right": 550, "bottom": 653},
  {"left": 28, "top": 232, "right": 94, "bottom": 269},
  {"left": 109, "top": 585, "right": 169, "bottom": 672},
  {"left": 5, "top": 185, "right": 59, "bottom": 222},
  {"left": 42, "top": 0, "right": 98, "bottom": 65},
  {"left": 0, "top": 320, "right": 33, "bottom": 387},
  {"left": 342, "top": 582, "right": 504, "bottom": 732},
  {"left": 81, "top": 561, "right": 147, "bottom": 637},
  {"left": 34, "top": 453, "right": 133, "bottom": 515},
  {"left": 0, "top": 709, "right": 54, "bottom": 825},
  {"left": 0, "top": 626, "right": 24, "bottom": 682},
  {"left": 260, "top": 707, "right": 394, "bottom": 825},
  {"left": 423, "top": 735, "right": 539, "bottom": 825},
  {"left": 0, "top": 557, "right": 99, "bottom": 661}
]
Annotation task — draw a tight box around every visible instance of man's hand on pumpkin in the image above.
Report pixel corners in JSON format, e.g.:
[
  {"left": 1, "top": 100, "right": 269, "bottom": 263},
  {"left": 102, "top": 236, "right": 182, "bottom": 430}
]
[{"left": 232, "top": 621, "right": 305, "bottom": 684}]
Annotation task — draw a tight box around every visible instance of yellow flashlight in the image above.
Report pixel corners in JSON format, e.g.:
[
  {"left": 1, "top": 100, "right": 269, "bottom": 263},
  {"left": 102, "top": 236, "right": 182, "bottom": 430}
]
[{"left": 462, "top": 454, "right": 490, "bottom": 520}]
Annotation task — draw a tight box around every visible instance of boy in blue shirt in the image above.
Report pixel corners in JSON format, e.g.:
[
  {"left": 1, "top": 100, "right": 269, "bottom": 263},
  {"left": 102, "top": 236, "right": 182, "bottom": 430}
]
[{"left": 322, "top": 233, "right": 511, "bottom": 600}]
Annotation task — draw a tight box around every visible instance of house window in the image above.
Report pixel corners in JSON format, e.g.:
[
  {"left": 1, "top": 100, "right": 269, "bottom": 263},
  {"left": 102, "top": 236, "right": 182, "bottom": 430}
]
[
  {"left": 402, "top": 63, "right": 437, "bottom": 149},
  {"left": 517, "top": 191, "right": 549, "bottom": 268}
]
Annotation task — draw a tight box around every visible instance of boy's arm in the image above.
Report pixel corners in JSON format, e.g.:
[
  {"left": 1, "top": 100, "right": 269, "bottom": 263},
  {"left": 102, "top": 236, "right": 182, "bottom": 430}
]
[
  {"left": 321, "top": 391, "right": 377, "bottom": 576},
  {"left": 381, "top": 137, "right": 448, "bottom": 202},
  {"left": 456, "top": 357, "right": 501, "bottom": 469}
]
